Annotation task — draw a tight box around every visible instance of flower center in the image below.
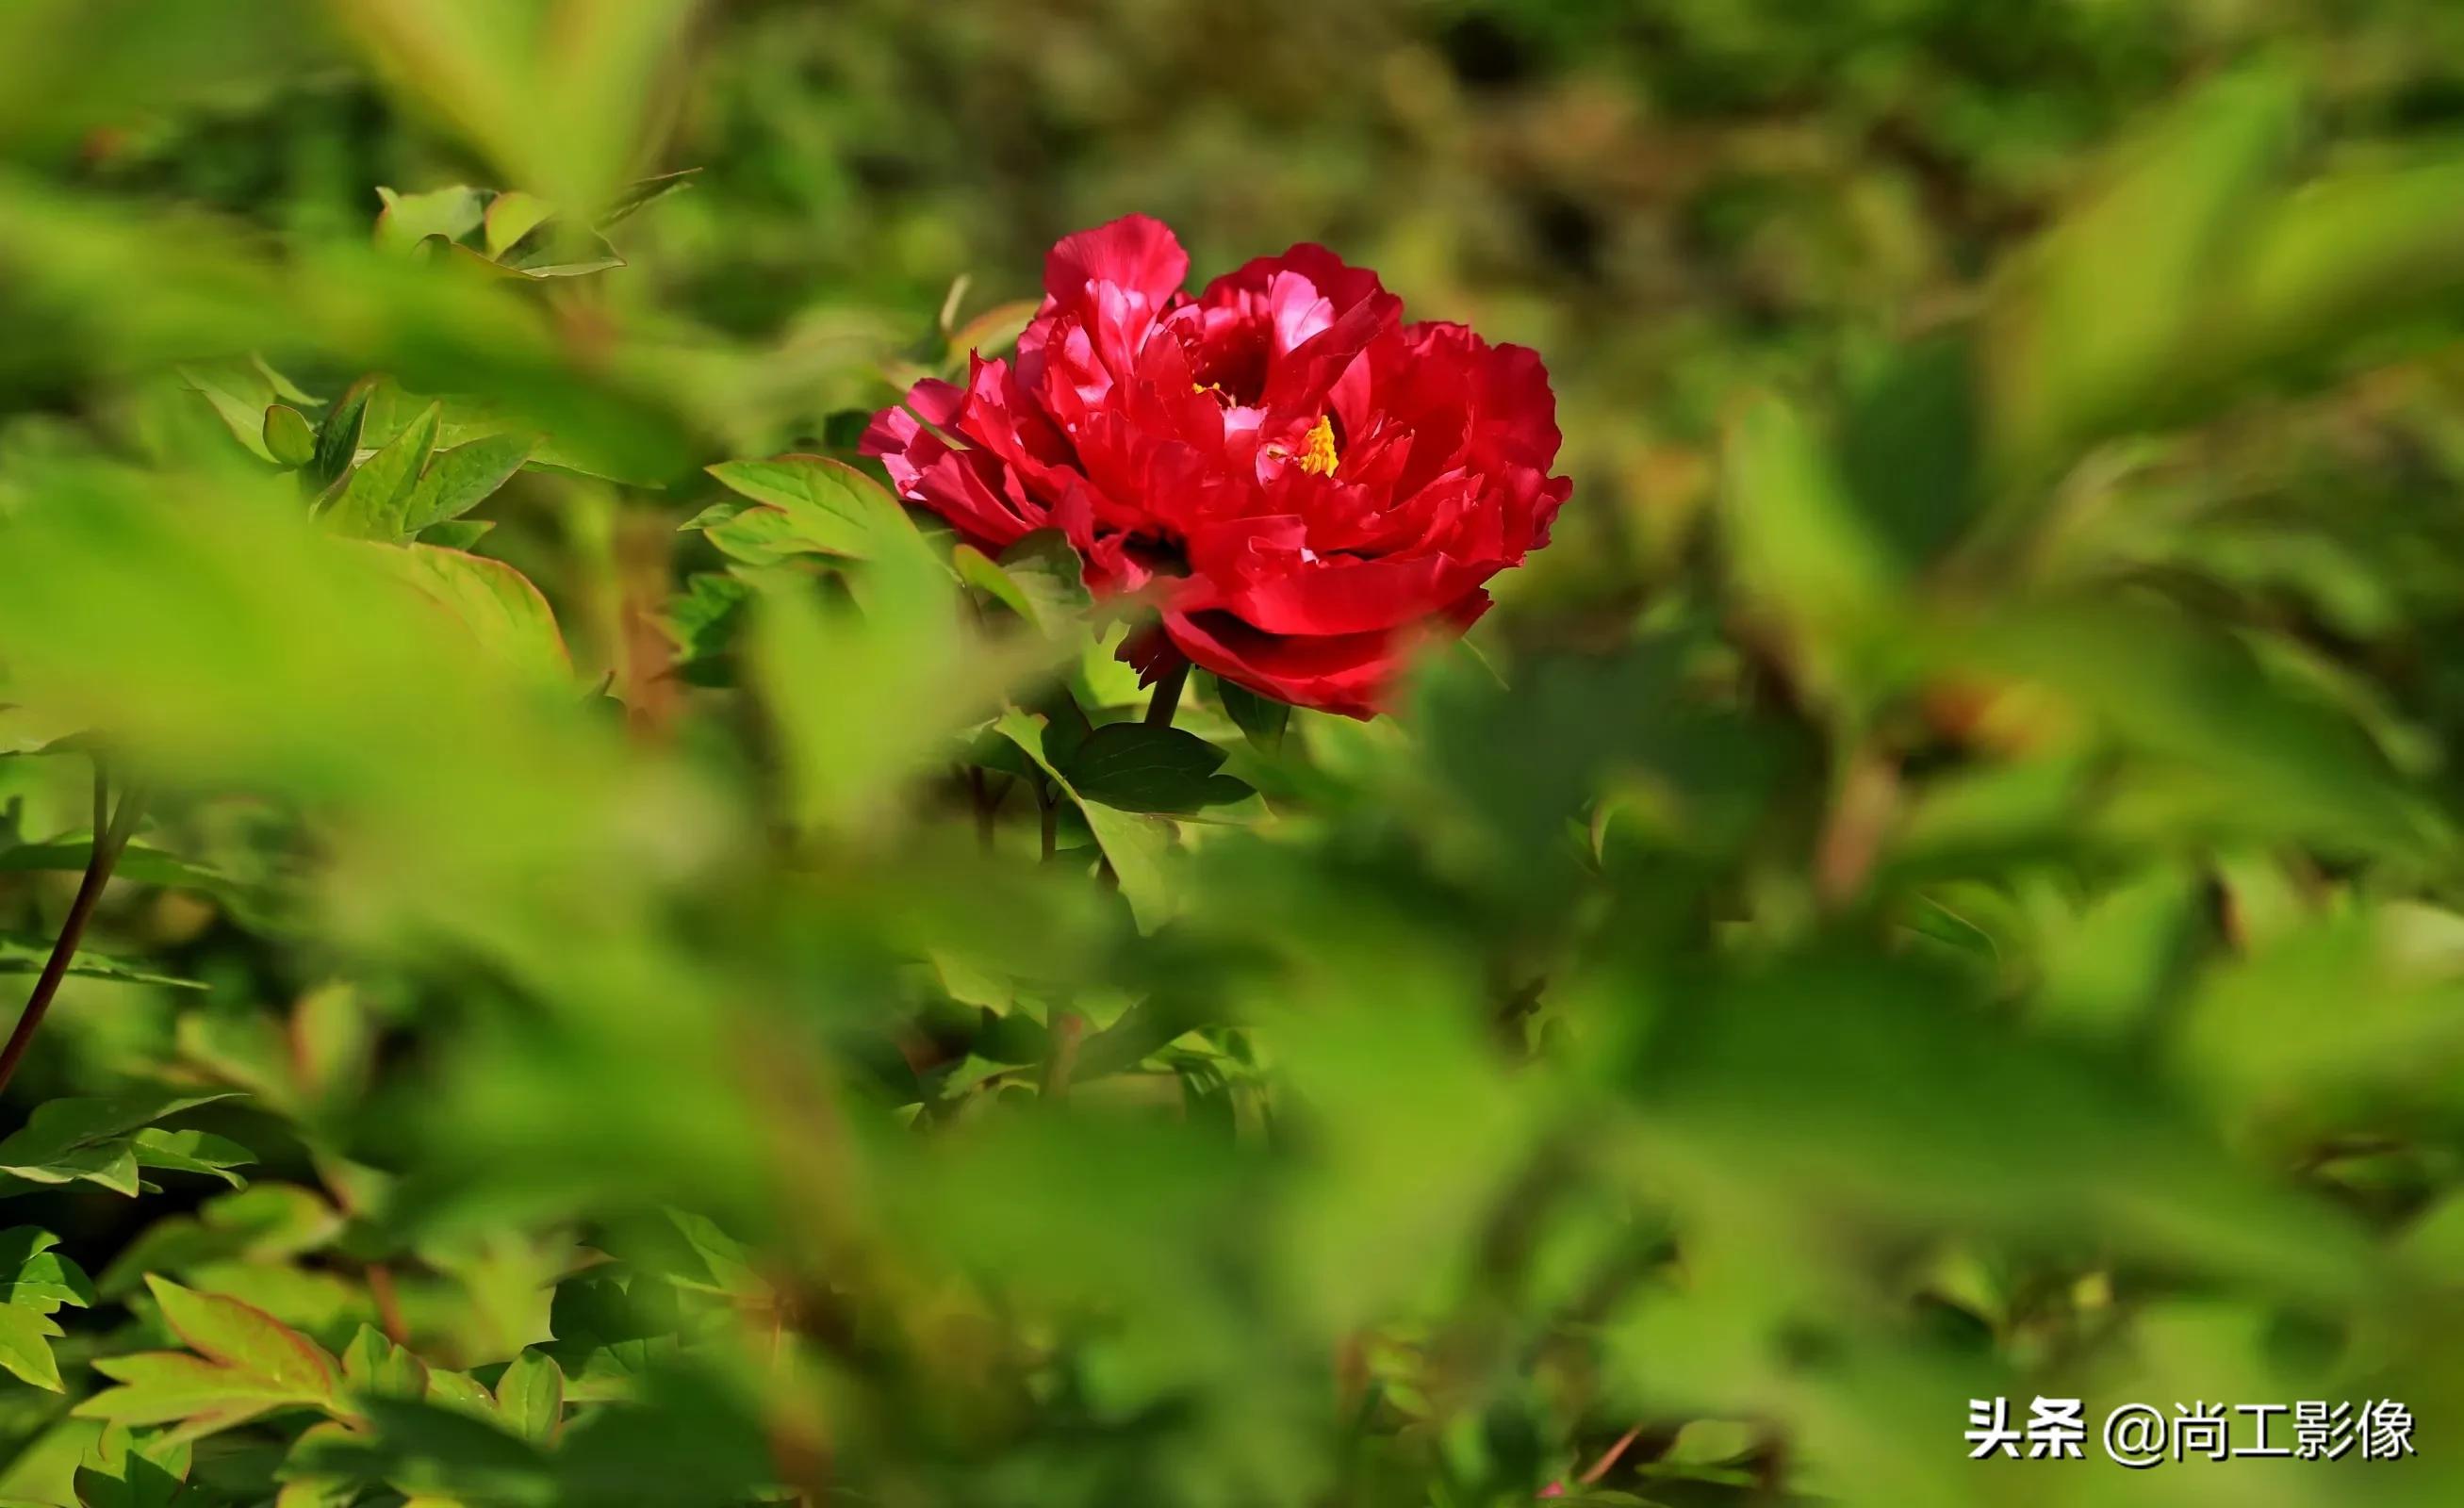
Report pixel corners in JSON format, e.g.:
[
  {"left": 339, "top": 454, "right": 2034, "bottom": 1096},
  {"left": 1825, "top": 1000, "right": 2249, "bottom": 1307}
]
[{"left": 1296, "top": 414, "right": 1339, "bottom": 477}]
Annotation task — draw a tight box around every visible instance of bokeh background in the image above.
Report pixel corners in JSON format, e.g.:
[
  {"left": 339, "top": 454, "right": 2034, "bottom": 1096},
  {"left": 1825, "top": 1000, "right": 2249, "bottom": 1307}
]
[{"left": 4, "top": 2, "right": 2464, "bottom": 1505}]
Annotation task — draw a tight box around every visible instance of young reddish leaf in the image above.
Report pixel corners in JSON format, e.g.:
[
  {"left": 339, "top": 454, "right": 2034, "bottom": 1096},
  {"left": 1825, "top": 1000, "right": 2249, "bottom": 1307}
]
[
  {"left": 145, "top": 1276, "right": 338, "bottom": 1401},
  {"left": 349, "top": 542, "right": 572, "bottom": 682},
  {"left": 79, "top": 1352, "right": 295, "bottom": 1436}
]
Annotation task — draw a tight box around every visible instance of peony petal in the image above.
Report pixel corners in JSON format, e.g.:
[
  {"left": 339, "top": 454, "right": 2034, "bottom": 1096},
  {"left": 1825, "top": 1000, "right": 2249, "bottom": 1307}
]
[
  {"left": 1045, "top": 214, "right": 1191, "bottom": 305},
  {"left": 1199, "top": 243, "right": 1391, "bottom": 325},
  {"left": 1157, "top": 590, "right": 1490, "bottom": 718},
  {"left": 1199, "top": 547, "right": 1499, "bottom": 637},
  {"left": 1261, "top": 290, "right": 1403, "bottom": 418},
  {"left": 907, "top": 377, "right": 967, "bottom": 430}
]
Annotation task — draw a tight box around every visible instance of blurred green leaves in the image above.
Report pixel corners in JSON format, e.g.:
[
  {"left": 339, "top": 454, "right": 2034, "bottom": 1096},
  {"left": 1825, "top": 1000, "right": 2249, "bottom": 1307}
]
[{"left": 2, "top": 11, "right": 2464, "bottom": 1508}]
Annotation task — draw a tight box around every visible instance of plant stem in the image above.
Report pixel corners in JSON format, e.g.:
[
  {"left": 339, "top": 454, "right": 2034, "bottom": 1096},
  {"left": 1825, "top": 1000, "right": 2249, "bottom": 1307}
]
[
  {"left": 1036, "top": 779, "right": 1058, "bottom": 862},
  {"left": 1145, "top": 661, "right": 1191, "bottom": 728},
  {"left": 366, "top": 1261, "right": 410, "bottom": 1343},
  {"left": 1043, "top": 1010, "right": 1083, "bottom": 1101},
  {"left": 0, "top": 762, "right": 147, "bottom": 1099},
  {"left": 1578, "top": 1425, "right": 1645, "bottom": 1486}
]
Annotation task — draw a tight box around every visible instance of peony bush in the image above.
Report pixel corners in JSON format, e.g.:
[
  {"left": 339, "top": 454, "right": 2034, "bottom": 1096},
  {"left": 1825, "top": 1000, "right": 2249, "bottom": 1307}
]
[{"left": 0, "top": 7, "right": 2462, "bottom": 1508}]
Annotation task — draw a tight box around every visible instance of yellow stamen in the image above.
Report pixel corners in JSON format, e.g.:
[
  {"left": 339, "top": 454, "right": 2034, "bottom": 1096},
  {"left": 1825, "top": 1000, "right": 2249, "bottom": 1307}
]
[
  {"left": 1192, "top": 380, "right": 1227, "bottom": 402},
  {"left": 1297, "top": 414, "right": 1339, "bottom": 477}
]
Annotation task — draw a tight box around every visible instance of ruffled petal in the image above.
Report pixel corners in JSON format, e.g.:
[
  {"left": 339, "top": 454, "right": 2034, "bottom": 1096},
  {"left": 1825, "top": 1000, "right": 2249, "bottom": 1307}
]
[
  {"left": 1158, "top": 590, "right": 1492, "bottom": 718},
  {"left": 1196, "top": 548, "right": 1498, "bottom": 637},
  {"left": 1045, "top": 214, "right": 1191, "bottom": 306}
]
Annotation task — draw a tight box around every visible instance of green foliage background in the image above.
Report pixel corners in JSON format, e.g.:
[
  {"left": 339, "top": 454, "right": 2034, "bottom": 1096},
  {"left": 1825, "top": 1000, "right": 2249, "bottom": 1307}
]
[{"left": 2, "top": 1, "right": 2464, "bottom": 1504}]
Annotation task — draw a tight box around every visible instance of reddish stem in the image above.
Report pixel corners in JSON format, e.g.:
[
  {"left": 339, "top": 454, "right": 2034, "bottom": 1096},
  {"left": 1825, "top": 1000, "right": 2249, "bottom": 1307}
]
[{"left": 0, "top": 763, "right": 146, "bottom": 1099}]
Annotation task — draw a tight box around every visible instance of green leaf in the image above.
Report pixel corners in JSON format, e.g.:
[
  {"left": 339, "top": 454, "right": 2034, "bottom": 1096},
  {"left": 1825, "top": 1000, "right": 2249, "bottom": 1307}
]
[
  {"left": 79, "top": 1352, "right": 304, "bottom": 1438},
  {"left": 953, "top": 529, "right": 1090, "bottom": 634},
  {"left": 704, "top": 455, "right": 921, "bottom": 562},
  {"left": 498, "top": 229, "right": 627, "bottom": 279},
  {"left": 2196, "top": 156, "right": 2464, "bottom": 400},
  {"left": 283, "top": 1396, "right": 550, "bottom": 1498},
  {"left": 0, "top": 937, "right": 206, "bottom": 991},
  {"left": 0, "top": 1092, "right": 238, "bottom": 1193},
  {"left": 398, "top": 433, "right": 535, "bottom": 534},
  {"left": 1720, "top": 393, "right": 1896, "bottom": 652},
  {"left": 545, "top": 1276, "right": 683, "bottom": 1399},
  {"left": 492, "top": 1348, "right": 563, "bottom": 1445},
  {"left": 148, "top": 1276, "right": 338, "bottom": 1397},
  {"left": 417, "top": 518, "right": 495, "bottom": 550},
  {"left": 1949, "top": 598, "right": 2430, "bottom": 853},
  {"left": 0, "top": 837, "right": 238, "bottom": 896},
  {"left": 991, "top": 530, "right": 1090, "bottom": 622},
  {"left": 996, "top": 711, "right": 1175, "bottom": 932},
  {"left": 1628, "top": 947, "right": 2374, "bottom": 1303},
  {"left": 253, "top": 356, "right": 318, "bottom": 407},
  {"left": 308, "top": 379, "right": 375, "bottom": 492},
  {"left": 0, "top": 1303, "right": 63, "bottom": 1391},
  {"left": 482, "top": 189, "right": 554, "bottom": 260},
  {"left": 0, "top": 1226, "right": 96, "bottom": 1314},
  {"left": 955, "top": 547, "right": 1035, "bottom": 623},
  {"left": 341, "top": 1323, "right": 430, "bottom": 1401},
  {"left": 653, "top": 1207, "right": 764, "bottom": 1299},
  {"left": 324, "top": 401, "right": 440, "bottom": 540},
  {"left": 425, "top": 1368, "right": 497, "bottom": 1419},
  {"left": 1060, "top": 723, "right": 1235, "bottom": 815},
  {"left": 373, "top": 185, "right": 486, "bottom": 254},
  {"left": 663, "top": 572, "right": 751, "bottom": 682},
  {"left": 596, "top": 169, "right": 701, "bottom": 230},
  {"left": 750, "top": 547, "right": 1058, "bottom": 837},
  {"left": 76, "top": 1278, "right": 342, "bottom": 1440},
  {"left": 350, "top": 542, "right": 570, "bottom": 683},
  {"left": 1983, "top": 67, "right": 2299, "bottom": 481},
  {"left": 176, "top": 362, "right": 277, "bottom": 463},
  {"left": 1837, "top": 332, "right": 1980, "bottom": 566},
  {"left": 684, "top": 500, "right": 806, "bottom": 566},
  {"left": 1214, "top": 676, "right": 1289, "bottom": 753},
  {"left": 100, "top": 1186, "right": 344, "bottom": 1299},
  {"left": 261, "top": 404, "right": 316, "bottom": 469},
  {"left": 0, "top": 1250, "right": 95, "bottom": 1314},
  {"left": 74, "top": 1424, "right": 194, "bottom": 1508},
  {"left": 129, "top": 1130, "right": 254, "bottom": 1189}
]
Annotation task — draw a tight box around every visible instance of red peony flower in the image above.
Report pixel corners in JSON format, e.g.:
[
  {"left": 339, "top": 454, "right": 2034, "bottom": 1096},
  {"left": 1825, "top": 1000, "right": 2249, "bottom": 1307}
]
[{"left": 863, "top": 215, "right": 1571, "bottom": 717}]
